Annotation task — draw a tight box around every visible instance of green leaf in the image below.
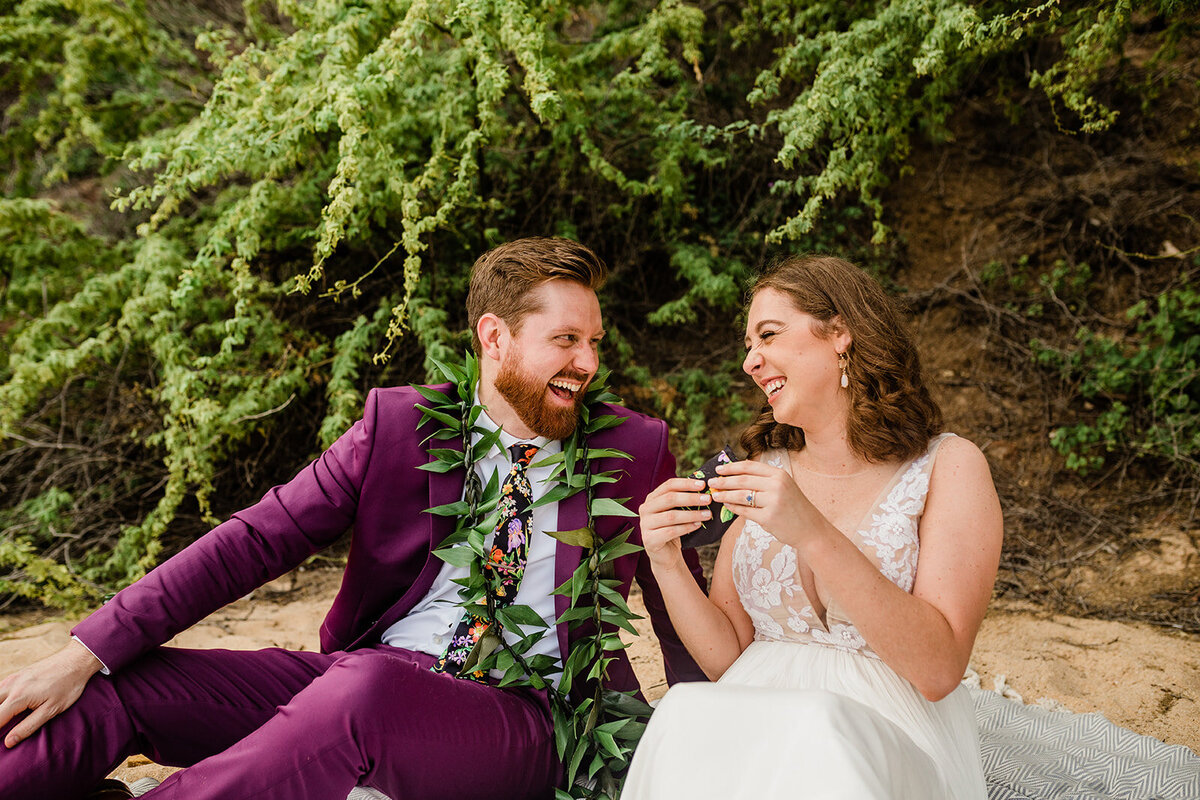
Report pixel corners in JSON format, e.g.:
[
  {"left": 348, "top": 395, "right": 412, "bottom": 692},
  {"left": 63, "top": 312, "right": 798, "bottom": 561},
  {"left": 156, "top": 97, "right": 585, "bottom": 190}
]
[
  {"left": 567, "top": 738, "right": 588, "bottom": 784},
  {"left": 611, "top": 720, "right": 647, "bottom": 742},
  {"left": 586, "top": 750, "right": 607, "bottom": 779},
  {"left": 602, "top": 689, "right": 655, "bottom": 719},
  {"left": 592, "top": 389, "right": 622, "bottom": 405},
  {"left": 546, "top": 526, "right": 595, "bottom": 548},
  {"left": 596, "top": 581, "right": 627, "bottom": 605},
  {"left": 493, "top": 648, "right": 516, "bottom": 672},
  {"left": 437, "top": 528, "right": 471, "bottom": 548},
  {"left": 568, "top": 560, "right": 591, "bottom": 604},
  {"left": 467, "top": 527, "right": 488, "bottom": 553},
  {"left": 597, "top": 530, "right": 641, "bottom": 560},
  {"left": 600, "top": 634, "right": 630, "bottom": 652},
  {"left": 460, "top": 630, "right": 501, "bottom": 674},
  {"left": 426, "top": 499, "right": 471, "bottom": 517},
  {"left": 418, "top": 405, "right": 464, "bottom": 430},
  {"left": 598, "top": 541, "right": 641, "bottom": 562},
  {"left": 499, "top": 603, "right": 549, "bottom": 628},
  {"left": 594, "top": 718, "right": 634, "bottom": 736},
  {"left": 472, "top": 425, "right": 504, "bottom": 460},
  {"left": 599, "top": 608, "right": 640, "bottom": 635},
  {"left": 563, "top": 429, "right": 579, "bottom": 471},
  {"left": 416, "top": 459, "right": 459, "bottom": 473},
  {"left": 433, "top": 546, "right": 479, "bottom": 568},
  {"left": 530, "top": 450, "right": 565, "bottom": 470},
  {"left": 495, "top": 605, "right": 547, "bottom": 636},
  {"left": 584, "top": 696, "right": 602, "bottom": 733},
  {"left": 553, "top": 704, "right": 572, "bottom": 760},
  {"left": 589, "top": 497, "right": 637, "bottom": 518},
  {"left": 555, "top": 605, "right": 595, "bottom": 625},
  {"left": 411, "top": 385, "right": 452, "bottom": 406},
  {"left": 530, "top": 482, "right": 574, "bottom": 510},
  {"left": 526, "top": 654, "right": 561, "bottom": 675},
  {"left": 585, "top": 414, "right": 625, "bottom": 434},
  {"left": 581, "top": 447, "right": 634, "bottom": 462},
  {"left": 594, "top": 730, "right": 622, "bottom": 759},
  {"left": 429, "top": 357, "right": 465, "bottom": 387},
  {"left": 564, "top": 640, "right": 597, "bottom": 681}
]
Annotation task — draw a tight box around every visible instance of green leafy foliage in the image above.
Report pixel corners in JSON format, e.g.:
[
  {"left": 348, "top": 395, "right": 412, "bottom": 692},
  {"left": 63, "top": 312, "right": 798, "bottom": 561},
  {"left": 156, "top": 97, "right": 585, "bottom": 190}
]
[
  {"left": 3, "top": 0, "right": 1191, "bottom": 609},
  {"left": 0, "top": 488, "right": 97, "bottom": 611},
  {"left": 1035, "top": 284, "right": 1200, "bottom": 475},
  {"left": 0, "top": 0, "right": 203, "bottom": 191}
]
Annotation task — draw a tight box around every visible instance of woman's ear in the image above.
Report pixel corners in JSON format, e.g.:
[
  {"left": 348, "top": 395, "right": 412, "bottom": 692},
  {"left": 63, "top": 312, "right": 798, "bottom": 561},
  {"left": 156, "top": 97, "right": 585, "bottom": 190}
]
[
  {"left": 829, "top": 315, "right": 853, "bottom": 354},
  {"left": 476, "top": 313, "right": 509, "bottom": 363}
]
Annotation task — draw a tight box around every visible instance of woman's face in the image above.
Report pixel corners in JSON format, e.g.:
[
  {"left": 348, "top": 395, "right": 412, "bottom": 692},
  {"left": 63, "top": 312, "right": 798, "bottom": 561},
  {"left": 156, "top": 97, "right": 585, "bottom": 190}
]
[{"left": 742, "top": 288, "right": 850, "bottom": 428}]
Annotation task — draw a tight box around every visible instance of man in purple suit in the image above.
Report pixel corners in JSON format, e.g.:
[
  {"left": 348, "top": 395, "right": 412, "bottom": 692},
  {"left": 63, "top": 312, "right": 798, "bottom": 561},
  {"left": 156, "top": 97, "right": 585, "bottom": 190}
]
[{"left": 0, "top": 237, "right": 707, "bottom": 800}]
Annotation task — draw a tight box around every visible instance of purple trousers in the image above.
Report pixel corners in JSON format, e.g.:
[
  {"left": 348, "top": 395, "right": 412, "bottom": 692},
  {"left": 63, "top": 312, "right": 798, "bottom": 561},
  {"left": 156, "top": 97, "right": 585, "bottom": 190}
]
[{"left": 0, "top": 645, "right": 558, "bottom": 800}]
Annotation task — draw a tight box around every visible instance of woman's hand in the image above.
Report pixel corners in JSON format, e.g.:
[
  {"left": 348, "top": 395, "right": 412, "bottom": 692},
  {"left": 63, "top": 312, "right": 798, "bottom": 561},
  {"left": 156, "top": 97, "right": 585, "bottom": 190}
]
[
  {"left": 708, "top": 460, "right": 821, "bottom": 550},
  {"left": 638, "top": 477, "right": 712, "bottom": 569}
]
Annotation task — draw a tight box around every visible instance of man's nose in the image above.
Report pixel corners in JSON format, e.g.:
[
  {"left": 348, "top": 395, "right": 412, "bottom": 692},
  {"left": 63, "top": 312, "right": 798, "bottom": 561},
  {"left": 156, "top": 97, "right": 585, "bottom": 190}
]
[{"left": 574, "top": 342, "right": 599, "bottom": 375}]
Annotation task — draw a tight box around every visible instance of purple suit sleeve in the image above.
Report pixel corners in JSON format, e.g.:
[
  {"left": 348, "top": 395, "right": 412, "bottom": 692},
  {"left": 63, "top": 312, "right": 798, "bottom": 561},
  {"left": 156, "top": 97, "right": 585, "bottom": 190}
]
[
  {"left": 71, "top": 390, "right": 382, "bottom": 673},
  {"left": 634, "top": 423, "right": 710, "bottom": 685}
]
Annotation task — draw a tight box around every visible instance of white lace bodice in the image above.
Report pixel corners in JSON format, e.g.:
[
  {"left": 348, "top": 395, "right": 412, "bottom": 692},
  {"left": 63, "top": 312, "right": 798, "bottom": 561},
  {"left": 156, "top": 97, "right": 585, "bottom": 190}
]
[{"left": 732, "top": 434, "right": 955, "bottom": 658}]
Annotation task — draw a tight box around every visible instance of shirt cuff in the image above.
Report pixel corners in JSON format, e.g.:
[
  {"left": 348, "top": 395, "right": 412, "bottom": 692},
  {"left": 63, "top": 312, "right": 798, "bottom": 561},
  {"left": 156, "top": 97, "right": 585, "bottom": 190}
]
[{"left": 72, "top": 635, "right": 110, "bottom": 675}]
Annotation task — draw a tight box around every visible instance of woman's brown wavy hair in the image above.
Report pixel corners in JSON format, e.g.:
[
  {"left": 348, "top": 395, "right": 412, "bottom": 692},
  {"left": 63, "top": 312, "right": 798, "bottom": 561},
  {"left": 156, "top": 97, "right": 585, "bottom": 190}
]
[{"left": 739, "top": 255, "right": 943, "bottom": 462}]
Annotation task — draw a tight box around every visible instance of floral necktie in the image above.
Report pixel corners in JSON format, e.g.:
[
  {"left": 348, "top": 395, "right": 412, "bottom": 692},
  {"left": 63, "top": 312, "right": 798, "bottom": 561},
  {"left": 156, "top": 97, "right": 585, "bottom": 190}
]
[{"left": 433, "top": 442, "right": 540, "bottom": 679}]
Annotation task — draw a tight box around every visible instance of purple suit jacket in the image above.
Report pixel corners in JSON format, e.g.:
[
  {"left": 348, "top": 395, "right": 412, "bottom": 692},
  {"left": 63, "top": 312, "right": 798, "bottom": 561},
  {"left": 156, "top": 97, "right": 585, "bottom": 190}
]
[{"left": 73, "top": 385, "right": 707, "bottom": 695}]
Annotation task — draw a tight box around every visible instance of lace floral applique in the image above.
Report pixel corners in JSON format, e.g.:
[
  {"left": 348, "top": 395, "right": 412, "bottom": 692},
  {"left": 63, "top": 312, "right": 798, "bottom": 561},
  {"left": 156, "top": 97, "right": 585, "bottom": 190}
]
[
  {"left": 860, "top": 451, "right": 931, "bottom": 592},
  {"left": 736, "top": 520, "right": 802, "bottom": 641},
  {"left": 812, "top": 623, "right": 868, "bottom": 653},
  {"left": 747, "top": 607, "right": 784, "bottom": 639}
]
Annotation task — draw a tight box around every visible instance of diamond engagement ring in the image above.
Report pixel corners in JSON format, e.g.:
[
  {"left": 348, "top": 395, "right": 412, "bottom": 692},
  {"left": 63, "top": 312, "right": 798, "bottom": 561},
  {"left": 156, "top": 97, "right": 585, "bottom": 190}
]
[{"left": 746, "top": 490, "right": 756, "bottom": 508}]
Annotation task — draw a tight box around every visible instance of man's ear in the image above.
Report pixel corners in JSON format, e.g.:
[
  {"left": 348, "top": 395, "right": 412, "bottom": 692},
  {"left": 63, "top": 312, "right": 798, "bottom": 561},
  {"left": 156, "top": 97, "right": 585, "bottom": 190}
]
[{"left": 477, "top": 313, "right": 508, "bottom": 362}]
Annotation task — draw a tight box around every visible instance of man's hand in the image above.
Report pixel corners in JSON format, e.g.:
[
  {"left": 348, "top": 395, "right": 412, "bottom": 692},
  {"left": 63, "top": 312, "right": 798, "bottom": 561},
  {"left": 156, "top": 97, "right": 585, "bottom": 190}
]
[{"left": 0, "top": 638, "right": 103, "bottom": 748}]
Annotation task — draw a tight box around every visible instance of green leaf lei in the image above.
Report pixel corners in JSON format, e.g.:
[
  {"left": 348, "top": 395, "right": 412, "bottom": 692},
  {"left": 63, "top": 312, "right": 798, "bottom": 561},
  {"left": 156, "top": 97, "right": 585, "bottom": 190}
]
[{"left": 416, "top": 353, "right": 655, "bottom": 799}]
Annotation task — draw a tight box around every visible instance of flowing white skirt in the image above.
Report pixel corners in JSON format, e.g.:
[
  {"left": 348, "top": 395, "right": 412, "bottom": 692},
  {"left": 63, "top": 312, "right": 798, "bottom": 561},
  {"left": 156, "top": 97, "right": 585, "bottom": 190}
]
[{"left": 622, "top": 641, "right": 986, "bottom": 799}]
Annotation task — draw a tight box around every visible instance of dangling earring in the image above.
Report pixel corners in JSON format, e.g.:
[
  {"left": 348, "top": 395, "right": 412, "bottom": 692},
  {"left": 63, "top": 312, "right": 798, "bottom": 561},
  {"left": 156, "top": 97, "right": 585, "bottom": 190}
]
[{"left": 838, "top": 352, "right": 849, "bottom": 389}]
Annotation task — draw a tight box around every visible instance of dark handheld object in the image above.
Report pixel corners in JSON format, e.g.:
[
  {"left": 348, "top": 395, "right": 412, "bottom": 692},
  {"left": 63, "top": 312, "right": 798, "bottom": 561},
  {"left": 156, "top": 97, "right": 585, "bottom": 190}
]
[{"left": 678, "top": 447, "right": 740, "bottom": 548}]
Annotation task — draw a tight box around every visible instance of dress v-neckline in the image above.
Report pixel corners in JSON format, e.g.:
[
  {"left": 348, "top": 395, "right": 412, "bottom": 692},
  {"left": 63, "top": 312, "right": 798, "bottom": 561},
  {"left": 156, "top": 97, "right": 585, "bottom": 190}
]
[{"left": 777, "top": 450, "right": 917, "bottom": 632}]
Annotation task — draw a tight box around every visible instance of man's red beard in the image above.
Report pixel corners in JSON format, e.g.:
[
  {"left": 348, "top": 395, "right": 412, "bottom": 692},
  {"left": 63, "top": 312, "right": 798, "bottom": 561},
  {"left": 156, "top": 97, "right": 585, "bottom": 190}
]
[{"left": 494, "top": 348, "right": 587, "bottom": 441}]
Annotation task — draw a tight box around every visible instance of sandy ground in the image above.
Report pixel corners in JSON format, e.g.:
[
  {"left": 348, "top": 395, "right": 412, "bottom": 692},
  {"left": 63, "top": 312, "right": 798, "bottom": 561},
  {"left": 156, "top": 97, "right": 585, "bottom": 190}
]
[{"left": 1, "top": 565, "right": 1198, "bottom": 787}]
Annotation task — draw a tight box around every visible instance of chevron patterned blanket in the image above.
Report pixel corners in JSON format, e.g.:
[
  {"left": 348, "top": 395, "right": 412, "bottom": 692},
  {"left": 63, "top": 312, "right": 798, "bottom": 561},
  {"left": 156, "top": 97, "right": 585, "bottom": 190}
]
[{"left": 973, "top": 687, "right": 1200, "bottom": 799}]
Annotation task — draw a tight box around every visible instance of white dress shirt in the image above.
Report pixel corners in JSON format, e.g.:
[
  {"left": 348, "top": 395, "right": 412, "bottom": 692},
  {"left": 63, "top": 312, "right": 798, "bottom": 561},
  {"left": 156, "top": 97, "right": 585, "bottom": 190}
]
[{"left": 381, "top": 403, "right": 564, "bottom": 685}]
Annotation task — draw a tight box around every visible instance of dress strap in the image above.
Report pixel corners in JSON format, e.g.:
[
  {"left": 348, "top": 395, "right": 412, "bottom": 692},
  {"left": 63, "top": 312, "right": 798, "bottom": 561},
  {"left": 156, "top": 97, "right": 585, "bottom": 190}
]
[{"left": 920, "top": 433, "right": 958, "bottom": 478}]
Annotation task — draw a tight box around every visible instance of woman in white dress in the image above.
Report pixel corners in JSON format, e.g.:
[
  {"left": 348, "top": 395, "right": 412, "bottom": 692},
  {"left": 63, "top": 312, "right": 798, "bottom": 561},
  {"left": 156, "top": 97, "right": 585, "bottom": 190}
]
[{"left": 623, "top": 255, "right": 1003, "bottom": 799}]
